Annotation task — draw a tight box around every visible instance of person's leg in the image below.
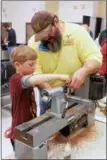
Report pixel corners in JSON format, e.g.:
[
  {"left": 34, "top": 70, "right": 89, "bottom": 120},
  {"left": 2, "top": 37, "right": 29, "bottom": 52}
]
[
  {"left": 33, "top": 87, "right": 51, "bottom": 116},
  {"left": 10, "top": 139, "right": 15, "bottom": 151},
  {"left": 7, "top": 46, "right": 16, "bottom": 61},
  {"left": 40, "top": 98, "right": 51, "bottom": 115}
]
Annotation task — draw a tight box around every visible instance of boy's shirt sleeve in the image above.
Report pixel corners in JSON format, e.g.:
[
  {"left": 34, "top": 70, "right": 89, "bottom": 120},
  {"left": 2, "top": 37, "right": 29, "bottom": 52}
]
[
  {"left": 75, "top": 26, "right": 102, "bottom": 65},
  {"left": 10, "top": 74, "right": 36, "bottom": 89},
  {"left": 9, "top": 74, "right": 25, "bottom": 93}
]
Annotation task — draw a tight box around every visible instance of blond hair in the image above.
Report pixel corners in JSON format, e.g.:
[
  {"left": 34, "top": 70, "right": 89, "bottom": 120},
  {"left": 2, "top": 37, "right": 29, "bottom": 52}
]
[{"left": 11, "top": 45, "right": 37, "bottom": 63}]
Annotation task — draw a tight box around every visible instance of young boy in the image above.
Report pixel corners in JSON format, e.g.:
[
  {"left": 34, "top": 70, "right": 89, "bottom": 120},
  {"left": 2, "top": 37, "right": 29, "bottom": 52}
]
[{"left": 4, "top": 45, "right": 69, "bottom": 150}]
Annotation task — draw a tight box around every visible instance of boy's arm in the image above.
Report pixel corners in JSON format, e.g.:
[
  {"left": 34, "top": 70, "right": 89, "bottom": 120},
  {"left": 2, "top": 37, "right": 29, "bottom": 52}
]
[
  {"left": 21, "top": 74, "right": 69, "bottom": 88},
  {"left": 37, "top": 82, "right": 52, "bottom": 89}
]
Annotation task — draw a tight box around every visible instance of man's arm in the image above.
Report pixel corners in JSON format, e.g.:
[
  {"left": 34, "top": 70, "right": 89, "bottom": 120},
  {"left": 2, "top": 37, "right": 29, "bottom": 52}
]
[
  {"left": 82, "top": 59, "right": 101, "bottom": 74},
  {"left": 68, "top": 59, "right": 101, "bottom": 89},
  {"left": 68, "top": 26, "right": 102, "bottom": 89},
  {"left": 4, "top": 37, "right": 9, "bottom": 44}
]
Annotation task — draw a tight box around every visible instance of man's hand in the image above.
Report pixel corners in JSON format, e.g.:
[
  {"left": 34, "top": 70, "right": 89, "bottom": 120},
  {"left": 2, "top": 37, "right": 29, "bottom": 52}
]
[
  {"left": 4, "top": 38, "right": 9, "bottom": 44},
  {"left": 4, "top": 38, "right": 7, "bottom": 43},
  {"left": 66, "top": 59, "right": 101, "bottom": 89},
  {"left": 67, "top": 67, "right": 88, "bottom": 89}
]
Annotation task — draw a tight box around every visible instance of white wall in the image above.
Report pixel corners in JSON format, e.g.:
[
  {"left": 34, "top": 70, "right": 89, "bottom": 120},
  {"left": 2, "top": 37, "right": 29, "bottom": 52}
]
[
  {"left": 2, "top": 1, "right": 45, "bottom": 43},
  {"left": 2, "top": 1, "right": 106, "bottom": 43},
  {"left": 58, "top": 1, "right": 95, "bottom": 23}
]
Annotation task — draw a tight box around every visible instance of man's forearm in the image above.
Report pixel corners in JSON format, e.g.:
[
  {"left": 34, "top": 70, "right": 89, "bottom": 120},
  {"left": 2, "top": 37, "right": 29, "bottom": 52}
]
[
  {"left": 68, "top": 59, "right": 102, "bottom": 89},
  {"left": 82, "top": 59, "right": 102, "bottom": 75}
]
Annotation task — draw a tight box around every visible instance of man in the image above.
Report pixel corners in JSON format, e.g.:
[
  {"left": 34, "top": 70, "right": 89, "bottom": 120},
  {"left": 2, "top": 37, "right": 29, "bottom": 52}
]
[
  {"left": 99, "top": 29, "right": 107, "bottom": 88},
  {"left": 3, "top": 23, "right": 17, "bottom": 60},
  {"left": 82, "top": 23, "right": 93, "bottom": 38},
  {"left": 28, "top": 11, "right": 102, "bottom": 115}
]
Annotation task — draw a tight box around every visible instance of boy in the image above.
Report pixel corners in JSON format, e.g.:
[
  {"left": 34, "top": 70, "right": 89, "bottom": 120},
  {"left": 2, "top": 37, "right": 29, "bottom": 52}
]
[{"left": 4, "top": 45, "right": 69, "bottom": 150}]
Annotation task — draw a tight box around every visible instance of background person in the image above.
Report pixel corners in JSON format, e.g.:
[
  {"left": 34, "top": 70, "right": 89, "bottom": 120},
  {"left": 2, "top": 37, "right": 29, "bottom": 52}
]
[
  {"left": 3, "top": 23, "right": 17, "bottom": 60},
  {"left": 82, "top": 23, "right": 93, "bottom": 38},
  {"left": 99, "top": 29, "right": 107, "bottom": 87}
]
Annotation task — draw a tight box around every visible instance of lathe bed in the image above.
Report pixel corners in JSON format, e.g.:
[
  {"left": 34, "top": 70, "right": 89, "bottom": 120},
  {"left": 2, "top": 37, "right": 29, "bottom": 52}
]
[{"left": 14, "top": 81, "right": 96, "bottom": 159}]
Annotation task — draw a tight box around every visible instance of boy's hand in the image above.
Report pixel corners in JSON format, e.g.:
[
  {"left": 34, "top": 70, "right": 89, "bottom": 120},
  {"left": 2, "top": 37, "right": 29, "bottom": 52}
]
[
  {"left": 4, "top": 127, "right": 11, "bottom": 138},
  {"left": 59, "top": 75, "right": 71, "bottom": 85},
  {"left": 64, "top": 77, "right": 71, "bottom": 84}
]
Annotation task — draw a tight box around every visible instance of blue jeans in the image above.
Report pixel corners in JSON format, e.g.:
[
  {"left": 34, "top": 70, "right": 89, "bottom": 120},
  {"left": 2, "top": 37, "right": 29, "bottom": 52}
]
[
  {"left": 7, "top": 46, "right": 16, "bottom": 61},
  {"left": 40, "top": 98, "right": 51, "bottom": 115},
  {"left": 35, "top": 88, "right": 51, "bottom": 116}
]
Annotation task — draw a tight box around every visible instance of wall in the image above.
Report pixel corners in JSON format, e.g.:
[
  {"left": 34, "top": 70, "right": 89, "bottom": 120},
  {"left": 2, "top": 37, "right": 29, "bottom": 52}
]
[
  {"left": 94, "top": 1, "right": 106, "bottom": 19},
  {"left": 2, "top": 1, "right": 106, "bottom": 43},
  {"left": 2, "top": 1, "right": 45, "bottom": 43},
  {"left": 58, "top": 1, "right": 106, "bottom": 37},
  {"left": 94, "top": 1, "right": 106, "bottom": 31},
  {"left": 45, "top": 1, "right": 59, "bottom": 15},
  {"left": 58, "top": 1, "right": 95, "bottom": 23}
]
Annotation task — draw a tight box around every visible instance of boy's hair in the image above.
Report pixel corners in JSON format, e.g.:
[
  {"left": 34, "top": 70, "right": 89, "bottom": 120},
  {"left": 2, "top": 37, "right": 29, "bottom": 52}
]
[
  {"left": 3, "top": 23, "right": 10, "bottom": 28},
  {"left": 11, "top": 45, "right": 38, "bottom": 63}
]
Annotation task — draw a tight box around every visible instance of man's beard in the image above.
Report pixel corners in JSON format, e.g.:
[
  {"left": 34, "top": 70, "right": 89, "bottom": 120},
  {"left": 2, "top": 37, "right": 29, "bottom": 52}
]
[{"left": 41, "top": 28, "right": 62, "bottom": 52}]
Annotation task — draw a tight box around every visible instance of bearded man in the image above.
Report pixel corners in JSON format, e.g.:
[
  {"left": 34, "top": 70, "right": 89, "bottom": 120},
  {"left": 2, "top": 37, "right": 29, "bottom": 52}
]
[{"left": 28, "top": 11, "right": 102, "bottom": 115}]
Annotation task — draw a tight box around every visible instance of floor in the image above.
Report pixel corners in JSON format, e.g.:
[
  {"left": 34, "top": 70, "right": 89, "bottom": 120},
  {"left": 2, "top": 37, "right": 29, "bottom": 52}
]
[
  {"left": 1, "top": 108, "right": 14, "bottom": 159},
  {"left": 48, "top": 121, "right": 106, "bottom": 159},
  {"left": 1, "top": 96, "right": 106, "bottom": 159}
]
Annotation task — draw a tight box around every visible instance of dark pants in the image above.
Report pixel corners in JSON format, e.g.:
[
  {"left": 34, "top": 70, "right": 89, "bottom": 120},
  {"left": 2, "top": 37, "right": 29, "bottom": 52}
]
[
  {"left": 7, "top": 46, "right": 16, "bottom": 61},
  {"left": 10, "top": 139, "right": 15, "bottom": 151},
  {"left": 40, "top": 99, "right": 51, "bottom": 115}
]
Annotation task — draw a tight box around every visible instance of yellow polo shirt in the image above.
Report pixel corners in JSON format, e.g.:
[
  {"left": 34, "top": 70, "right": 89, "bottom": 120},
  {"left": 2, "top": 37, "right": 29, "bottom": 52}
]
[{"left": 28, "top": 21, "right": 102, "bottom": 88}]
